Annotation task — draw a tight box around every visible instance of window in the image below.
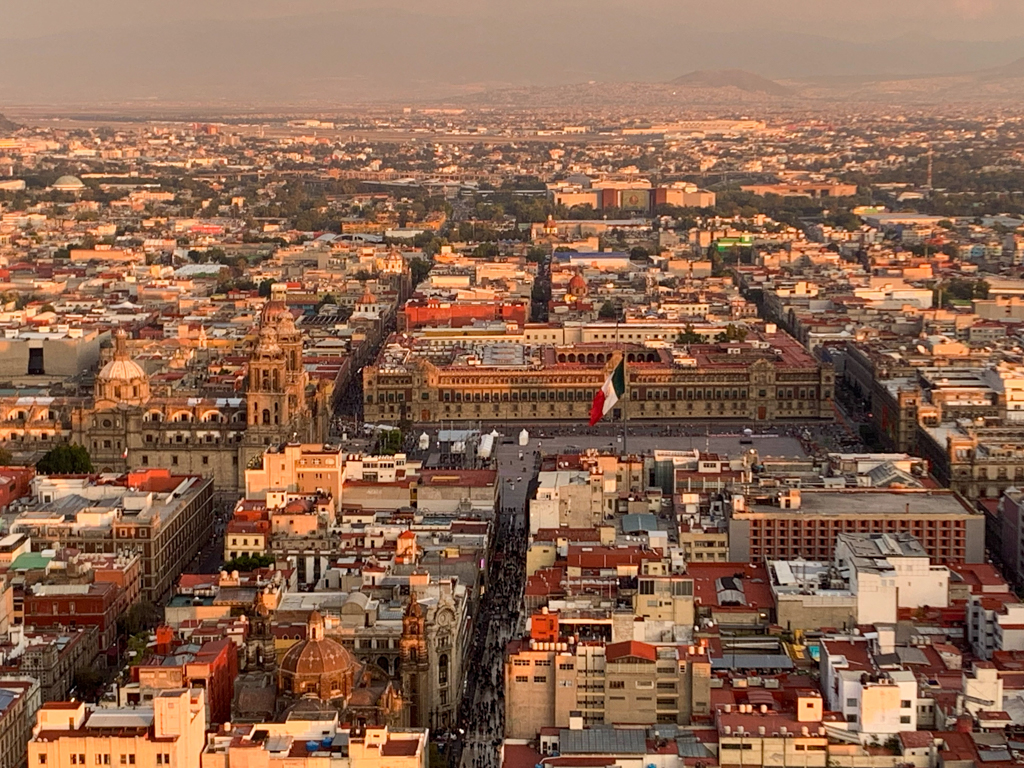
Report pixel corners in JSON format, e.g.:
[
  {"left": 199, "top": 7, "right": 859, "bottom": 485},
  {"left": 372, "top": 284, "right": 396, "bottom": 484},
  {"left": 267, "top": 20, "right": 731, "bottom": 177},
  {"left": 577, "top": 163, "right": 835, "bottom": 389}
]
[
  {"left": 900, "top": 715, "right": 912, "bottom": 724},
  {"left": 609, "top": 680, "right": 625, "bottom": 689},
  {"left": 202, "top": 455, "right": 209, "bottom": 465},
  {"left": 515, "top": 675, "right": 528, "bottom": 683},
  {"left": 171, "top": 455, "right": 178, "bottom": 466},
  {"left": 900, "top": 700, "right": 912, "bottom": 708},
  {"left": 846, "top": 698, "right": 857, "bottom": 707},
  {"left": 141, "top": 455, "right": 149, "bottom": 465},
  {"left": 38, "top": 758, "right": 46, "bottom": 766},
  {"left": 846, "top": 714, "right": 857, "bottom": 723},
  {"left": 559, "top": 663, "right": 574, "bottom": 670},
  {"left": 533, "top": 676, "right": 546, "bottom": 683}
]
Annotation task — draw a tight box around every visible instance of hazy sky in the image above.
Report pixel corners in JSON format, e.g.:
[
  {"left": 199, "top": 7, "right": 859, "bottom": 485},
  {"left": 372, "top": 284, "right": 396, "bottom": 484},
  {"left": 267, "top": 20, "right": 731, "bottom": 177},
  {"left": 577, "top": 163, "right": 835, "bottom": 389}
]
[{"left": 2, "top": 0, "right": 1024, "bottom": 104}]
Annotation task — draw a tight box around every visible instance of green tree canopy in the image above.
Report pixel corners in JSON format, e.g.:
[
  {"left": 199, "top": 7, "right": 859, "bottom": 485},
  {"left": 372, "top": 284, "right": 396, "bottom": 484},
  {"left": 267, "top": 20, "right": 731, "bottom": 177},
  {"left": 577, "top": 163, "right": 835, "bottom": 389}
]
[
  {"left": 598, "top": 301, "right": 617, "bottom": 319},
  {"left": 410, "top": 257, "right": 433, "bottom": 286},
  {"left": 224, "top": 553, "right": 275, "bottom": 572},
  {"left": 37, "top": 444, "right": 93, "bottom": 474}
]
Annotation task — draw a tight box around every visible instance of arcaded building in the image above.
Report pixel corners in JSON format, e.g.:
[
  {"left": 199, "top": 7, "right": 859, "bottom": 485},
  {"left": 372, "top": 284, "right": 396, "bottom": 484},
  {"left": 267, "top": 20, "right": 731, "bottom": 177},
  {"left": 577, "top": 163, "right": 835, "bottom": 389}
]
[{"left": 363, "top": 328, "right": 833, "bottom": 424}]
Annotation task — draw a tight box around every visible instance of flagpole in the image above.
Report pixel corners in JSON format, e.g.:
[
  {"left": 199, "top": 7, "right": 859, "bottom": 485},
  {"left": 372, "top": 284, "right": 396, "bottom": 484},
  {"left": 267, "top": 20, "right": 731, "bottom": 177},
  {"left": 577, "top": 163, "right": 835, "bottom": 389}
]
[{"left": 621, "top": 359, "right": 628, "bottom": 456}]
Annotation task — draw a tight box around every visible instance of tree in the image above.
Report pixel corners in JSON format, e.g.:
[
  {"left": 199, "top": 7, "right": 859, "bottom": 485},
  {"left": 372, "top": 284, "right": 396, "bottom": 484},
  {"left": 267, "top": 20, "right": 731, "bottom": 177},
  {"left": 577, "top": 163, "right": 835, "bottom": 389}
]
[
  {"left": 36, "top": 444, "right": 93, "bottom": 475},
  {"left": 598, "top": 301, "right": 617, "bottom": 319},
  {"left": 223, "top": 553, "right": 275, "bottom": 572},
  {"left": 716, "top": 323, "right": 748, "bottom": 342},
  {"left": 526, "top": 246, "right": 546, "bottom": 264},
  {"left": 118, "top": 600, "right": 162, "bottom": 637},
  {"left": 410, "top": 257, "right": 432, "bottom": 286},
  {"left": 629, "top": 246, "right": 650, "bottom": 261},
  {"left": 678, "top": 324, "right": 701, "bottom": 344},
  {"left": 257, "top": 278, "right": 275, "bottom": 297},
  {"left": 73, "top": 668, "right": 106, "bottom": 703}
]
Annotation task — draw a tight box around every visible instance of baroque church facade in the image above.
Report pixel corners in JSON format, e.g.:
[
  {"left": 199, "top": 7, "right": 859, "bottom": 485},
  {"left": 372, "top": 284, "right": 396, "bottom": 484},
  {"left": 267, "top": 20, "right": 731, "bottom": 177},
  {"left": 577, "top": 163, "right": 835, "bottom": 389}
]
[{"left": 62, "top": 286, "right": 330, "bottom": 491}]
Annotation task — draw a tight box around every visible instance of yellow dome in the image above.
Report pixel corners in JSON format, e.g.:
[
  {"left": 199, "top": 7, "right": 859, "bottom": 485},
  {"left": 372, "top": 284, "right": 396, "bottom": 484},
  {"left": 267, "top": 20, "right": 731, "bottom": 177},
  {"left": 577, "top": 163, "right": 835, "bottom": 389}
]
[
  {"left": 98, "top": 357, "right": 147, "bottom": 382},
  {"left": 98, "top": 330, "right": 147, "bottom": 382}
]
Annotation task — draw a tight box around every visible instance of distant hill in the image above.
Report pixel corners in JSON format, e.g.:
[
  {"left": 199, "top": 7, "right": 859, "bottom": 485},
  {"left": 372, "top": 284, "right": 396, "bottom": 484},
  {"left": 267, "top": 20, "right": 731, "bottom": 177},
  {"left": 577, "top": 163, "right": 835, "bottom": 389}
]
[
  {"left": 0, "top": 113, "right": 19, "bottom": 132},
  {"left": 976, "top": 56, "right": 1024, "bottom": 81},
  {"left": 670, "top": 69, "right": 792, "bottom": 96}
]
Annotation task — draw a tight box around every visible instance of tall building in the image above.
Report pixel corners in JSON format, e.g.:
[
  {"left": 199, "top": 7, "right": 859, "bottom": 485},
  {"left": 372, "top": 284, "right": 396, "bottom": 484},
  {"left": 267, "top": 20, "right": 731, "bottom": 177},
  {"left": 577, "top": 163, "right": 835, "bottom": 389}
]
[
  {"left": 0, "top": 677, "right": 40, "bottom": 768},
  {"left": 504, "top": 613, "right": 711, "bottom": 739},
  {"left": 28, "top": 689, "right": 207, "bottom": 768}
]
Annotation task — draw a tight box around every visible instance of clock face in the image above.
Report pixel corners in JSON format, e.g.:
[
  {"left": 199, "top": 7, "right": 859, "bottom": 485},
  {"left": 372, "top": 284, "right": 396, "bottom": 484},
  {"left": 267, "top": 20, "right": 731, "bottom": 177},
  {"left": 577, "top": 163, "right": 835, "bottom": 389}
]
[{"left": 438, "top": 610, "right": 452, "bottom": 626}]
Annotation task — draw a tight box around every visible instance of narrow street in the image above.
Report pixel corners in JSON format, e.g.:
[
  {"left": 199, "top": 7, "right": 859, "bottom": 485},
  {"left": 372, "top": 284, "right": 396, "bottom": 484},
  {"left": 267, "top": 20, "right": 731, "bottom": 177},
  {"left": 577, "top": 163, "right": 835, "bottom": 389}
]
[{"left": 452, "top": 449, "right": 532, "bottom": 768}]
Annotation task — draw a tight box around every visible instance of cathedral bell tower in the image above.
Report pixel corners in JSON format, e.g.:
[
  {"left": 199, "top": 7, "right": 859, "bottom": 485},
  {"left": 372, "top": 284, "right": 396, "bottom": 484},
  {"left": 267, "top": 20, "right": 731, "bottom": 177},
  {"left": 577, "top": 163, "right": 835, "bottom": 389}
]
[
  {"left": 247, "top": 285, "right": 309, "bottom": 440},
  {"left": 400, "top": 598, "right": 429, "bottom": 727}
]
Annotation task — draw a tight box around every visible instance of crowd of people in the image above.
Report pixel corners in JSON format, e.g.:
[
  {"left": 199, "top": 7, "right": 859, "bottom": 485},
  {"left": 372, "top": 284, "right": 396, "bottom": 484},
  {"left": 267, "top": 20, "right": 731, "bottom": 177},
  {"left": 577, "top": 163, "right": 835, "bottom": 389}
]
[{"left": 452, "top": 496, "right": 527, "bottom": 768}]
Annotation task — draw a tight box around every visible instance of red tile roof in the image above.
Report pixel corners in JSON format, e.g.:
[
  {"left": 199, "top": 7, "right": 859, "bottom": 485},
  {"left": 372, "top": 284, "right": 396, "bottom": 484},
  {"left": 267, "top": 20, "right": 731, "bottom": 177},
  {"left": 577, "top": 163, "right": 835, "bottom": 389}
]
[{"left": 606, "top": 640, "right": 657, "bottom": 662}]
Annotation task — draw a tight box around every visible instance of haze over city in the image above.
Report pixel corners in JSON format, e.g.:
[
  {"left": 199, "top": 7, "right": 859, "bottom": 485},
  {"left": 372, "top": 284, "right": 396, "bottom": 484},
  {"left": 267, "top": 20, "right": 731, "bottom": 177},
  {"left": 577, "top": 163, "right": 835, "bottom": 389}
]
[{"left": 4, "top": 0, "right": 1024, "bottom": 104}]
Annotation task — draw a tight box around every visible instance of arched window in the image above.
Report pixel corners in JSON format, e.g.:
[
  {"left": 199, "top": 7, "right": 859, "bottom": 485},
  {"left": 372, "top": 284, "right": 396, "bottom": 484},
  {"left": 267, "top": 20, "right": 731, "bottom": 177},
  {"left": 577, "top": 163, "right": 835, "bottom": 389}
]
[
  {"left": 262, "top": 409, "right": 271, "bottom": 425},
  {"left": 439, "top": 653, "right": 449, "bottom": 685}
]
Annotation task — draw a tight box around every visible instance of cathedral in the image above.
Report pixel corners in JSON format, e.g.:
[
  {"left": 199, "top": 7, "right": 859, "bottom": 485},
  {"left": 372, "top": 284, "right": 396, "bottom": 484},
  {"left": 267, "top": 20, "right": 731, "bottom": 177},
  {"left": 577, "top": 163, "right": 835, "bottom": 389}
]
[{"left": 34, "top": 284, "right": 332, "bottom": 491}]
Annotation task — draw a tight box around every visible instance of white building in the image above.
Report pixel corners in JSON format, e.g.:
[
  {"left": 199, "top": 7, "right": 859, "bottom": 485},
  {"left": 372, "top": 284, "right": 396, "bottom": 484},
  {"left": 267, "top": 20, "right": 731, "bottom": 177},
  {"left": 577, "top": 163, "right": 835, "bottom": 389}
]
[
  {"left": 835, "top": 533, "right": 949, "bottom": 626},
  {"left": 967, "top": 594, "right": 1024, "bottom": 660}
]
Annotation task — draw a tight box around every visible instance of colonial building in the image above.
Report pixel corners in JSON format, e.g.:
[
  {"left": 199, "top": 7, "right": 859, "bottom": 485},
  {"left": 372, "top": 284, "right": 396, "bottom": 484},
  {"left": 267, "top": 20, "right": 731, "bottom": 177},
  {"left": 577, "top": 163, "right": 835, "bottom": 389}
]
[
  {"left": 363, "top": 329, "right": 833, "bottom": 424},
  {"left": 0, "top": 286, "right": 331, "bottom": 492},
  {"left": 277, "top": 611, "right": 403, "bottom": 727}
]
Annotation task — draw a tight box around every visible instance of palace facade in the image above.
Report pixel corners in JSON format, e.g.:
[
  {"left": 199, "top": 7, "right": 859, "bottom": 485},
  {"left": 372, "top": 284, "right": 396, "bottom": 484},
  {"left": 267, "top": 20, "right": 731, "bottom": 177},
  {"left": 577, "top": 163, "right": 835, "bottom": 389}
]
[{"left": 363, "top": 329, "right": 833, "bottom": 424}]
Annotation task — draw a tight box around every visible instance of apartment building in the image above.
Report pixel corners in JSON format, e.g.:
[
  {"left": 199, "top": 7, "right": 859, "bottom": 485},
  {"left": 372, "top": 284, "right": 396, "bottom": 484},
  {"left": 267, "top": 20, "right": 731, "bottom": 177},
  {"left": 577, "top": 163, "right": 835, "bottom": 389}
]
[
  {"left": 202, "top": 722, "right": 428, "bottom": 768},
  {"left": 29, "top": 689, "right": 207, "bottom": 768},
  {"left": 727, "top": 489, "right": 983, "bottom": 565},
  {"left": 12, "top": 471, "right": 214, "bottom": 603},
  {"left": 504, "top": 628, "right": 711, "bottom": 739},
  {"left": 0, "top": 677, "right": 40, "bottom": 768}
]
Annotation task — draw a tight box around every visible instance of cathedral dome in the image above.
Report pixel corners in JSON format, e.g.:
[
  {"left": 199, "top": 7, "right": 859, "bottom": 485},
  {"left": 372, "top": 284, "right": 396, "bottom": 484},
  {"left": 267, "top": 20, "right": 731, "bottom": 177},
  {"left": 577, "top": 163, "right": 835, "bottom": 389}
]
[
  {"left": 98, "top": 330, "right": 147, "bottom": 382},
  {"left": 95, "top": 329, "right": 149, "bottom": 406},
  {"left": 568, "top": 273, "right": 588, "bottom": 296},
  {"left": 98, "top": 357, "right": 147, "bottom": 382},
  {"left": 278, "top": 611, "right": 360, "bottom": 701},
  {"left": 358, "top": 287, "right": 377, "bottom": 305}
]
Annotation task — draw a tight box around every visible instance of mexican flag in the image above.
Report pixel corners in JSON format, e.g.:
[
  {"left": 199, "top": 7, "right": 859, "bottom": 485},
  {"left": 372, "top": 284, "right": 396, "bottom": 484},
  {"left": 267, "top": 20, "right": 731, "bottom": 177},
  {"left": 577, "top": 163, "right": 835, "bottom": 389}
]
[{"left": 589, "top": 358, "right": 626, "bottom": 426}]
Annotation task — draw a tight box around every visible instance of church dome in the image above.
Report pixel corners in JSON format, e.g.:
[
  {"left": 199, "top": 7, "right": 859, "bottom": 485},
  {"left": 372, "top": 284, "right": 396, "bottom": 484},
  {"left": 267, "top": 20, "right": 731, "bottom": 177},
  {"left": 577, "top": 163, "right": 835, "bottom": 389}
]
[
  {"left": 568, "top": 273, "right": 588, "bottom": 296},
  {"left": 52, "top": 175, "right": 85, "bottom": 191},
  {"left": 358, "top": 287, "right": 377, "bottom": 305},
  {"left": 278, "top": 611, "right": 360, "bottom": 701},
  {"left": 98, "top": 357, "right": 147, "bottom": 382},
  {"left": 97, "top": 330, "right": 147, "bottom": 382},
  {"left": 95, "top": 329, "right": 149, "bottom": 406}
]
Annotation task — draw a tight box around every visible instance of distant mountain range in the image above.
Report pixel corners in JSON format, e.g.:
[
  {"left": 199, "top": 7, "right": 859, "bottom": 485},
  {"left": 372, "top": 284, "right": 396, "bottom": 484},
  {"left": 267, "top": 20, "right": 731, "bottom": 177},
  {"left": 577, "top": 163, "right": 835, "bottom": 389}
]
[
  {"left": 446, "top": 57, "right": 1024, "bottom": 109},
  {"left": 669, "top": 69, "right": 792, "bottom": 96},
  {"left": 0, "top": 113, "right": 18, "bottom": 131}
]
